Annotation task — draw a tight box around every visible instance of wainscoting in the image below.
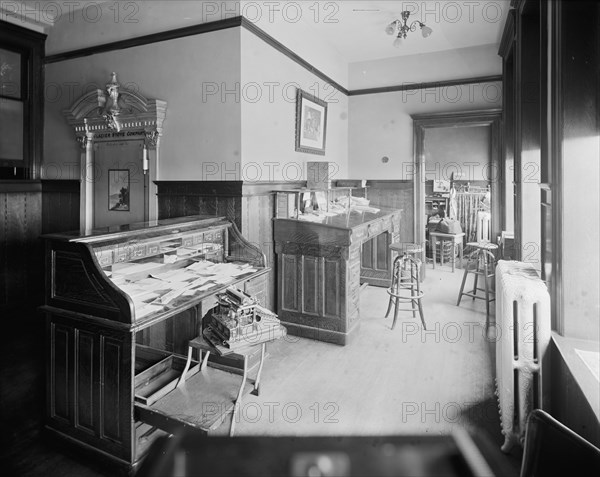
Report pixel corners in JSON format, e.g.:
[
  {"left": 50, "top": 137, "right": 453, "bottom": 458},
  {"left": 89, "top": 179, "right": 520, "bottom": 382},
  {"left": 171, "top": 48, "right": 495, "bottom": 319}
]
[{"left": 0, "top": 180, "right": 79, "bottom": 310}]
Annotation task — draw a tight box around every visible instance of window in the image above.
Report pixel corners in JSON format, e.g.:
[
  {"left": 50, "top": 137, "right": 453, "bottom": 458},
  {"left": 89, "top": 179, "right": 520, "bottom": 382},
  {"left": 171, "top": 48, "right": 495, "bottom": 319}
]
[{"left": 0, "top": 21, "right": 45, "bottom": 179}]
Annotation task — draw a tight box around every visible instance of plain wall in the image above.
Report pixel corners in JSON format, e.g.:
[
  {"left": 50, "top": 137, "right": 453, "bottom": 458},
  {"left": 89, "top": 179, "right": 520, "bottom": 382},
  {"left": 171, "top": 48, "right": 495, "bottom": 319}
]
[
  {"left": 424, "top": 125, "right": 492, "bottom": 182},
  {"left": 350, "top": 44, "right": 502, "bottom": 90},
  {"left": 239, "top": 28, "right": 349, "bottom": 182},
  {"left": 347, "top": 82, "right": 502, "bottom": 180},
  {"left": 43, "top": 28, "right": 242, "bottom": 181}
]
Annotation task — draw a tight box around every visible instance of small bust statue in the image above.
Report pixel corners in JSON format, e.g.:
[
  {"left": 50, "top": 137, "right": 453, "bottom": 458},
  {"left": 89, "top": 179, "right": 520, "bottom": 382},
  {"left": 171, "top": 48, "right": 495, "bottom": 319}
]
[{"left": 105, "top": 72, "right": 121, "bottom": 116}]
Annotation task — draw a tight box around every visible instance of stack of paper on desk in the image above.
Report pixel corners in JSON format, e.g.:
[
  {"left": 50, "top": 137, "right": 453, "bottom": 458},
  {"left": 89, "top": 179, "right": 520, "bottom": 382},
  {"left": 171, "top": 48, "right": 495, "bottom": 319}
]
[{"left": 112, "top": 261, "right": 163, "bottom": 277}]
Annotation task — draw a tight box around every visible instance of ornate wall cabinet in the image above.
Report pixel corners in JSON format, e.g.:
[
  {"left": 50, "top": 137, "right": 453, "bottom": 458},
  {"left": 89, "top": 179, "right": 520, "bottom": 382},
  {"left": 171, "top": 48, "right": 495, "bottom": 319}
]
[{"left": 63, "top": 73, "right": 167, "bottom": 230}]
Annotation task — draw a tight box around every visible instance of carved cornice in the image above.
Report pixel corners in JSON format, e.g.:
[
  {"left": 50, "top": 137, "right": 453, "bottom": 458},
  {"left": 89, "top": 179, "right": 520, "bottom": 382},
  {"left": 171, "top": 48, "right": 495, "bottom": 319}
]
[{"left": 63, "top": 73, "right": 167, "bottom": 144}]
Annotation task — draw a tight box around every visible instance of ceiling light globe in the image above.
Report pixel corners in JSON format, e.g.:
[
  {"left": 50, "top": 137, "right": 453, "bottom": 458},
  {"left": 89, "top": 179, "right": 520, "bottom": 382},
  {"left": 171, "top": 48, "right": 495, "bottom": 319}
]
[
  {"left": 421, "top": 25, "right": 433, "bottom": 38},
  {"left": 385, "top": 23, "right": 396, "bottom": 35},
  {"left": 393, "top": 37, "right": 402, "bottom": 48}
]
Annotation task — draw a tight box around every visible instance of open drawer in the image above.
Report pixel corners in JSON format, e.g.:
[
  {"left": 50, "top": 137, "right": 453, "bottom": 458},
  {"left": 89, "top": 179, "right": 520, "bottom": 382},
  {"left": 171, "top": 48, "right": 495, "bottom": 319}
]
[
  {"left": 135, "top": 365, "right": 254, "bottom": 434},
  {"left": 134, "top": 350, "right": 254, "bottom": 435}
]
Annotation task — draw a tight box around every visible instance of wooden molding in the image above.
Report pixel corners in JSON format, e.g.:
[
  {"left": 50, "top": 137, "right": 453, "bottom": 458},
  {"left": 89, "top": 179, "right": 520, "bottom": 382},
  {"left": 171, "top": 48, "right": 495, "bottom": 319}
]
[
  {"left": 155, "top": 180, "right": 306, "bottom": 198},
  {"left": 348, "top": 76, "right": 502, "bottom": 97},
  {"left": 0, "top": 180, "right": 42, "bottom": 193},
  {"left": 44, "top": 17, "right": 243, "bottom": 64},
  {"left": 240, "top": 18, "right": 348, "bottom": 96},
  {"left": 41, "top": 179, "right": 80, "bottom": 193},
  {"left": 411, "top": 108, "right": 503, "bottom": 125},
  {"left": 498, "top": 9, "right": 516, "bottom": 57}
]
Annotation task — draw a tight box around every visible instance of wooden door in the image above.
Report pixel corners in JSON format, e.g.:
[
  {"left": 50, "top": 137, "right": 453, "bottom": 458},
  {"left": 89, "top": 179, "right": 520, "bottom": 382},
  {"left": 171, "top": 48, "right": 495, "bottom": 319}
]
[{"left": 93, "top": 140, "right": 146, "bottom": 228}]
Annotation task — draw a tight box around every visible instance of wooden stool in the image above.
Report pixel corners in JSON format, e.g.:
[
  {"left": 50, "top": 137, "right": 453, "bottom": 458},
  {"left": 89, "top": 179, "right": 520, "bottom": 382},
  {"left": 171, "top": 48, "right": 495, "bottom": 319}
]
[
  {"left": 389, "top": 242, "right": 423, "bottom": 258},
  {"left": 456, "top": 242, "right": 498, "bottom": 318},
  {"left": 385, "top": 250, "right": 426, "bottom": 330}
]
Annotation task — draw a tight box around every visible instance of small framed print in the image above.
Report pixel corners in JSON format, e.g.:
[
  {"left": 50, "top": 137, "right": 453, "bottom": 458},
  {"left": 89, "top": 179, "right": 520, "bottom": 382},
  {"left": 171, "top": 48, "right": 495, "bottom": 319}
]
[
  {"left": 108, "top": 169, "right": 130, "bottom": 211},
  {"left": 295, "top": 88, "right": 328, "bottom": 155},
  {"left": 433, "top": 180, "right": 451, "bottom": 193}
]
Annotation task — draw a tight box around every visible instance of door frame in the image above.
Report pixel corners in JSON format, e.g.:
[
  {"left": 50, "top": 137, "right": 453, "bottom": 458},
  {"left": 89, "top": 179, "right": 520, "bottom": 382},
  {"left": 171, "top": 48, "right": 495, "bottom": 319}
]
[{"left": 411, "top": 109, "right": 503, "bottom": 271}]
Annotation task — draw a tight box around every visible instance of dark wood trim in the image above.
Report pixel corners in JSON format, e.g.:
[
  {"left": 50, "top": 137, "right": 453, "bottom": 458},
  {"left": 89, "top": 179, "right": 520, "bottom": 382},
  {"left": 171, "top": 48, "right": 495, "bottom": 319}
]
[
  {"left": 0, "top": 20, "right": 46, "bottom": 179},
  {"left": 240, "top": 18, "right": 348, "bottom": 96},
  {"left": 411, "top": 108, "right": 502, "bottom": 124},
  {"left": 43, "top": 16, "right": 243, "bottom": 64},
  {"left": 40, "top": 179, "right": 80, "bottom": 193},
  {"left": 498, "top": 9, "right": 516, "bottom": 57},
  {"left": 155, "top": 180, "right": 243, "bottom": 197},
  {"left": 155, "top": 180, "right": 306, "bottom": 198},
  {"left": 365, "top": 180, "right": 413, "bottom": 185},
  {"left": 348, "top": 75, "right": 502, "bottom": 97},
  {"left": 550, "top": 0, "right": 563, "bottom": 335},
  {"left": 42, "top": 14, "right": 350, "bottom": 96},
  {"left": 0, "top": 179, "right": 42, "bottom": 193}
]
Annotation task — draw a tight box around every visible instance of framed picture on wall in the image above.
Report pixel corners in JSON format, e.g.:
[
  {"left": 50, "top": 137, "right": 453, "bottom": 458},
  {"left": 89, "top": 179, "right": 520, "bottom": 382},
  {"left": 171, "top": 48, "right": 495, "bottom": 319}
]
[
  {"left": 108, "top": 169, "right": 130, "bottom": 211},
  {"left": 295, "top": 88, "right": 328, "bottom": 155},
  {"left": 433, "top": 180, "right": 451, "bottom": 193}
]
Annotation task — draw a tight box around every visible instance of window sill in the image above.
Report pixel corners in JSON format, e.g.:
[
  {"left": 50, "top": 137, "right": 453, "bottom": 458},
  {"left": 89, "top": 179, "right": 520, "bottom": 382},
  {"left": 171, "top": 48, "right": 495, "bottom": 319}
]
[{"left": 551, "top": 332, "right": 600, "bottom": 423}]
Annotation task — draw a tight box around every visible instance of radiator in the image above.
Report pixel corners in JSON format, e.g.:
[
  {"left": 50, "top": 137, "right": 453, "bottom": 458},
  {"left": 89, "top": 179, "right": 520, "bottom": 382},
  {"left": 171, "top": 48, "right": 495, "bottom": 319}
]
[{"left": 495, "top": 260, "right": 551, "bottom": 452}]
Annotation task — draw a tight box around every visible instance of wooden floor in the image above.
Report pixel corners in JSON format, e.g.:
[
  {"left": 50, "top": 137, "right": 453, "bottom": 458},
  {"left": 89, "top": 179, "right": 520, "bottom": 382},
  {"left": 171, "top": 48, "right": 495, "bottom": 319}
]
[{"left": 1, "top": 266, "right": 522, "bottom": 476}]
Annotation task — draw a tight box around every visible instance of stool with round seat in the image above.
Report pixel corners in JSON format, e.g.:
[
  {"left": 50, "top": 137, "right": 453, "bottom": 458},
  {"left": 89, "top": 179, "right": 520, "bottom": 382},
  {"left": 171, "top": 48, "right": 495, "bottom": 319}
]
[
  {"left": 456, "top": 241, "right": 498, "bottom": 319},
  {"left": 385, "top": 243, "right": 426, "bottom": 330}
]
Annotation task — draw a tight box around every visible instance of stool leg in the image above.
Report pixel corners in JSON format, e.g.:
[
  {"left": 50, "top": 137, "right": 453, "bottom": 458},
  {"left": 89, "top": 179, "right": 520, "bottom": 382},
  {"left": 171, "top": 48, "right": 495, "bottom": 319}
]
[
  {"left": 415, "top": 271, "right": 426, "bottom": 330},
  {"left": 451, "top": 242, "right": 456, "bottom": 273},
  {"left": 457, "top": 266, "right": 469, "bottom": 306},
  {"left": 200, "top": 350, "right": 210, "bottom": 372},
  {"left": 251, "top": 342, "right": 266, "bottom": 397},
  {"left": 472, "top": 252, "right": 481, "bottom": 300},
  {"left": 483, "top": 257, "right": 491, "bottom": 320},
  {"left": 391, "top": 292, "right": 400, "bottom": 330},
  {"left": 230, "top": 355, "right": 247, "bottom": 437},
  {"left": 385, "top": 294, "right": 394, "bottom": 318},
  {"left": 176, "top": 345, "right": 193, "bottom": 388},
  {"left": 386, "top": 256, "right": 401, "bottom": 318}
]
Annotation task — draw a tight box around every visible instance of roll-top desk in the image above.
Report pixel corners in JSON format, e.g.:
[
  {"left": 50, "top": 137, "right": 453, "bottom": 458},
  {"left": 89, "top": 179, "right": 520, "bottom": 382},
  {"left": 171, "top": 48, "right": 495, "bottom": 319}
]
[
  {"left": 41, "top": 216, "right": 269, "bottom": 470},
  {"left": 273, "top": 207, "right": 402, "bottom": 345}
]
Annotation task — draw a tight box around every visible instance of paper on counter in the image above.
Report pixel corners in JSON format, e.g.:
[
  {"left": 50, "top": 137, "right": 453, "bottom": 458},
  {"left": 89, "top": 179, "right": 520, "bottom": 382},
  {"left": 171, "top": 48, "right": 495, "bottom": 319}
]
[{"left": 135, "top": 303, "right": 164, "bottom": 319}]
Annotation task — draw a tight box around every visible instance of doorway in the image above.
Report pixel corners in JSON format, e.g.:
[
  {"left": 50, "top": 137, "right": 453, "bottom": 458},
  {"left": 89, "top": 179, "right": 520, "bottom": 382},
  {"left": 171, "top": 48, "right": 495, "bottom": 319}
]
[{"left": 412, "top": 110, "right": 504, "bottom": 277}]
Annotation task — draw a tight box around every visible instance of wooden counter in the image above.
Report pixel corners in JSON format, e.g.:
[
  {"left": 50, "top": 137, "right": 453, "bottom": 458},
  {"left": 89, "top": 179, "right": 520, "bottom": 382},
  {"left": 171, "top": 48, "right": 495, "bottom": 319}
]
[{"left": 273, "top": 207, "right": 401, "bottom": 345}]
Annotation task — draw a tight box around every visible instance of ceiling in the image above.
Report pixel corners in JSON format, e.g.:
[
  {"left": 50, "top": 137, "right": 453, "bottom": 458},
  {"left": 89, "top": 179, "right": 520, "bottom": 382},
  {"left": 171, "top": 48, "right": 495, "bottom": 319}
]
[
  {"left": 293, "top": 0, "right": 511, "bottom": 63},
  {"left": 10, "top": 1, "right": 510, "bottom": 66}
]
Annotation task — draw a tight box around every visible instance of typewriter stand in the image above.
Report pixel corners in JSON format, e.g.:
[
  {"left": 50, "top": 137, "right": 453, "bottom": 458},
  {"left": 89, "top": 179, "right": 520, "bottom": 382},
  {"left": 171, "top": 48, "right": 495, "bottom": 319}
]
[{"left": 176, "top": 334, "right": 267, "bottom": 436}]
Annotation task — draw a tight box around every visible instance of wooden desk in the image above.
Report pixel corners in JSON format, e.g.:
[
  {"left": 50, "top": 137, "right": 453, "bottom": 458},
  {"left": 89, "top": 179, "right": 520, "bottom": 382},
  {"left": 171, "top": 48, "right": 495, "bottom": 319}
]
[
  {"left": 429, "top": 232, "right": 465, "bottom": 272},
  {"left": 40, "top": 216, "right": 270, "bottom": 470},
  {"left": 273, "top": 207, "right": 401, "bottom": 345}
]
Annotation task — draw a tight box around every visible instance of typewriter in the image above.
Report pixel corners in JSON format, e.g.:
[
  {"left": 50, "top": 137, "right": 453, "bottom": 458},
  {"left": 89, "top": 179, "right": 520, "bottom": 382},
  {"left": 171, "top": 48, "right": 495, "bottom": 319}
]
[{"left": 204, "top": 287, "right": 284, "bottom": 349}]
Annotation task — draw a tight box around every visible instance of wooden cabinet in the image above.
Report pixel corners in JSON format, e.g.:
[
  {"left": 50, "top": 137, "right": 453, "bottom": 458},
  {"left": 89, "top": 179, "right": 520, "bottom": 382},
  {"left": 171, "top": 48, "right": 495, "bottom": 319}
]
[
  {"left": 41, "top": 216, "right": 269, "bottom": 470},
  {"left": 273, "top": 208, "right": 401, "bottom": 345}
]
